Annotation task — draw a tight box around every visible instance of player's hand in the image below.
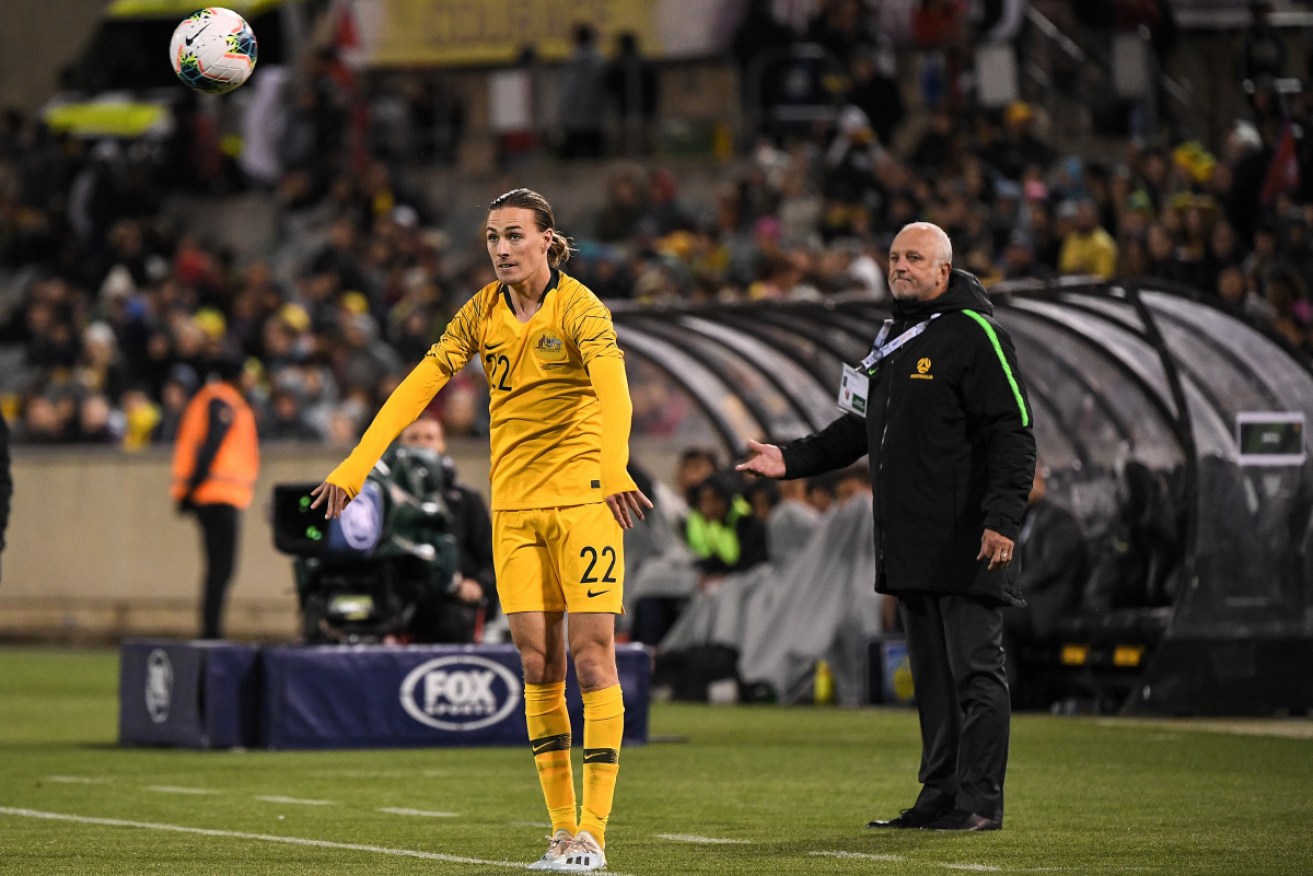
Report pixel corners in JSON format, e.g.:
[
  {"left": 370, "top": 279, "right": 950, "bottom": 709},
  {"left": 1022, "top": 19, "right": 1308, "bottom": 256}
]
[
  {"left": 978, "top": 528, "right": 1015, "bottom": 571},
  {"left": 736, "top": 439, "right": 786, "bottom": 479},
  {"left": 309, "top": 480, "right": 351, "bottom": 520},
  {"left": 605, "top": 488, "right": 653, "bottom": 530}
]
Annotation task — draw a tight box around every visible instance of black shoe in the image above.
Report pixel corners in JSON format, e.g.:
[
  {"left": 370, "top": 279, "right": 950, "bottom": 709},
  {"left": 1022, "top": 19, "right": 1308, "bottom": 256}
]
[
  {"left": 926, "top": 809, "right": 1002, "bottom": 832},
  {"left": 866, "top": 807, "right": 946, "bottom": 829}
]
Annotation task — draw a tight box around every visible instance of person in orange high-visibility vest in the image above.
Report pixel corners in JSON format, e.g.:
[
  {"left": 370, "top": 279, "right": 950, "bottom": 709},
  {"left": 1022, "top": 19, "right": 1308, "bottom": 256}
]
[{"left": 171, "top": 357, "right": 259, "bottom": 640}]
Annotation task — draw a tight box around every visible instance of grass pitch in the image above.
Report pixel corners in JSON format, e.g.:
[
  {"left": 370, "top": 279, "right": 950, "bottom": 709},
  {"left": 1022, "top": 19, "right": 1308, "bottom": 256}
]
[{"left": 1, "top": 647, "right": 1311, "bottom": 875}]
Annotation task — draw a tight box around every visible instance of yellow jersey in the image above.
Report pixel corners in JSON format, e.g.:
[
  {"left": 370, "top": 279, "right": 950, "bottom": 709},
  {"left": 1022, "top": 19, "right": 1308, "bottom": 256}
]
[
  {"left": 327, "top": 268, "right": 634, "bottom": 512},
  {"left": 435, "top": 269, "right": 624, "bottom": 510}
]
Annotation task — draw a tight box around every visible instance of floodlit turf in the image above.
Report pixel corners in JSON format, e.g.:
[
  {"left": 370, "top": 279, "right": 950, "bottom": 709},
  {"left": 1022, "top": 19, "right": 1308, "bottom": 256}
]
[{"left": 1, "top": 647, "right": 1311, "bottom": 875}]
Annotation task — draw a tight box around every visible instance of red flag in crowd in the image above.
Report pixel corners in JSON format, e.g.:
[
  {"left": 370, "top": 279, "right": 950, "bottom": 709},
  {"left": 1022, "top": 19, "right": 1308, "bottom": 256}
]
[{"left": 1261, "top": 121, "right": 1301, "bottom": 206}]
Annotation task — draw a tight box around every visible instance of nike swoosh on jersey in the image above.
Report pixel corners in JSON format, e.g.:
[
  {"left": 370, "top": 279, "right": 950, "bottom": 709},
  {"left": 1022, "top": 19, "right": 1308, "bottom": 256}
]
[
  {"left": 185, "top": 22, "right": 212, "bottom": 45},
  {"left": 586, "top": 589, "right": 611, "bottom": 598}
]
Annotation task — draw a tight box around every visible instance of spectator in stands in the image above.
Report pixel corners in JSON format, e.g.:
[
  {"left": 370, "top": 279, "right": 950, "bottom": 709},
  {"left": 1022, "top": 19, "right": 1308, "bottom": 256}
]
[
  {"left": 1143, "top": 221, "right": 1191, "bottom": 285},
  {"left": 557, "top": 23, "right": 608, "bottom": 160},
  {"left": 822, "top": 106, "right": 888, "bottom": 213},
  {"left": 605, "top": 31, "right": 659, "bottom": 156},
  {"left": 1199, "top": 218, "right": 1246, "bottom": 295},
  {"left": 1058, "top": 198, "right": 1119, "bottom": 279},
  {"left": 999, "top": 229, "right": 1049, "bottom": 281},
  {"left": 76, "top": 393, "right": 119, "bottom": 445},
  {"left": 981, "top": 102, "right": 1056, "bottom": 182},
  {"left": 912, "top": 0, "right": 970, "bottom": 111},
  {"left": 76, "top": 322, "right": 132, "bottom": 404},
  {"left": 1264, "top": 267, "right": 1312, "bottom": 350},
  {"left": 844, "top": 41, "right": 906, "bottom": 149},
  {"left": 120, "top": 387, "right": 160, "bottom": 452},
  {"left": 1240, "top": 1, "right": 1287, "bottom": 86},
  {"left": 1215, "top": 264, "right": 1252, "bottom": 313},
  {"left": 730, "top": 0, "right": 797, "bottom": 134},
  {"left": 738, "top": 221, "right": 1034, "bottom": 832},
  {"left": 333, "top": 310, "right": 403, "bottom": 398},
  {"left": 262, "top": 385, "right": 320, "bottom": 443},
  {"left": 908, "top": 109, "right": 966, "bottom": 175},
  {"left": 156, "top": 365, "right": 199, "bottom": 444},
  {"left": 171, "top": 356, "right": 260, "bottom": 640},
  {"left": 12, "top": 396, "right": 61, "bottom": 446},
  {"left": 594, "top": 166, "right": 653, "bottom": 243},
  {"left": 397, "top": 414, "right": 496, "bottom": 643}
]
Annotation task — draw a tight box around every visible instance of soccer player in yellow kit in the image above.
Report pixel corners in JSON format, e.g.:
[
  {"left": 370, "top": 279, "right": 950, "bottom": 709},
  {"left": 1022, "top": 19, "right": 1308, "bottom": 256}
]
[{"left": 311, "top": 188, "right": 651, "bottom": 872}]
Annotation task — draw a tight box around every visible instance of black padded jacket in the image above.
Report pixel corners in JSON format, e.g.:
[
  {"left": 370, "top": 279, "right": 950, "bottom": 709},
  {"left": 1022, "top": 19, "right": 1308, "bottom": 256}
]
[{"left": 781, "top": 269, "right": 1036, "bottom": 604}]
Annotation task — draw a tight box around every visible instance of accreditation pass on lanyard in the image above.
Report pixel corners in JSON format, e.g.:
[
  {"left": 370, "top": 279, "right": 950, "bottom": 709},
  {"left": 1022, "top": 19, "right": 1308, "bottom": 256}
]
[{"left": 836, "top": 316, "right": 938, "bottom": 416}]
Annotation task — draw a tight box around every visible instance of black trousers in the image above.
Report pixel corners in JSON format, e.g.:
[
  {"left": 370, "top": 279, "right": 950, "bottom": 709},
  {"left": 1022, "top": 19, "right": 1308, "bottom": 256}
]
[
  {"left": 194, "top": 503, "right": 240, "bottom": 640},
  {"left": 899, "top": 591, "right": 1011, "bottom": 822}
]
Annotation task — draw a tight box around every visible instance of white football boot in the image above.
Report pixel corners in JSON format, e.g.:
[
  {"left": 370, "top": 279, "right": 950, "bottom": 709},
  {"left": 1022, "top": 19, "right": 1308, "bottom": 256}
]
[
  {"left": 555, "top": 830, "right": 606, "bottom": 871},
  {"left": 527, "top": 829, "right": 574, "bottom": 870}
]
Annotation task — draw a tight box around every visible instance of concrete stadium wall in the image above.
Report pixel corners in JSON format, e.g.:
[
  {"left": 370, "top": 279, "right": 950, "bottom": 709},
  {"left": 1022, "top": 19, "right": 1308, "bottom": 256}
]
[
  {"left": 0, "top": 437, "right": 684, "bottom": 644},
  {"left": 0, "top": 442, "right": 486, "bottom": 643}
]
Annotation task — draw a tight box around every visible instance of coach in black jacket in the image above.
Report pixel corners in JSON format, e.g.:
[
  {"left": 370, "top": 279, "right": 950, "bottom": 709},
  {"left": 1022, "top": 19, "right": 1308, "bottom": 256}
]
[{"left": 739, "top": 222, "right": 1035, "bottom": 832}]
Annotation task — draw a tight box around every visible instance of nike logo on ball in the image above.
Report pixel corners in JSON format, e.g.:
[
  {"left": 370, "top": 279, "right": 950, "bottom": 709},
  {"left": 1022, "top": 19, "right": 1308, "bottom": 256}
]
[{"left": 185, "top": 22, "right": 212, "bottom": 45}]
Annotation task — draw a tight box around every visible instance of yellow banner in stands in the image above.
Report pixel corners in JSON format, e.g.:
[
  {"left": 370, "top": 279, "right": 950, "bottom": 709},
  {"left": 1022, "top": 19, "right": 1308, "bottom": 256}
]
[
  {"left": 106, "top": 0, "right": 291, "bottom": 17},
  {"left": 43, "top": 102, "right": 168, "bottom": 138},
  {"left": 359, "top": 0, "right": 658, "bottom": 66}
]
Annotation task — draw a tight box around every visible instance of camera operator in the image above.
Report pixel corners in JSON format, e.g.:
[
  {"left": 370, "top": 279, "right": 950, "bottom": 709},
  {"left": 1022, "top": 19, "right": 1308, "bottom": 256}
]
[{"left": 397, "top": 414, "right": 496, "bottom": 643}]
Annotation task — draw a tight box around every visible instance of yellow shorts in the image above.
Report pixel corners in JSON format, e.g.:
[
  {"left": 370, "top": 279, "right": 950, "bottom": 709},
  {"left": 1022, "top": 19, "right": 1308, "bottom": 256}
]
[{"left": 493, "top": 503, "right": 626, "bottom": 615}]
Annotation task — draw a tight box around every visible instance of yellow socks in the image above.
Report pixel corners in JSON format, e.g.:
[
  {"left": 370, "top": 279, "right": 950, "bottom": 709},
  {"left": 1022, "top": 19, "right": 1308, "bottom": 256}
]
[
  {"left": 579, "top": 684, "right": 624, "bottom": 847},
  {"left": 524, "top": 681, "right": 577, "bottom": 835},
  {"left": 525, "top": 682, "right": 625, "bottom": 846}
]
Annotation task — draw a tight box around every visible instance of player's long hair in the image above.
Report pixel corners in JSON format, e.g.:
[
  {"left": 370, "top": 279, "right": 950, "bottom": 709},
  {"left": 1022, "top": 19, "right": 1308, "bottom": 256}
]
[{"left": 488, "top": 188, "right": 575, "bottom": 268}]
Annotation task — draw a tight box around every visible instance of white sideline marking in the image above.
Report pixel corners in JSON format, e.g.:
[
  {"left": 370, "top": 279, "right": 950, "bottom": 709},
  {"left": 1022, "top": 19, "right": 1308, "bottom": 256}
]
[
  {"left": 308, "top": 769, "right": 449, "bottom": 779},
  {"left": 377, "top": 807, "right": 459, "bottom": 818},
  {"left": 42, "top": 776, "right": 108, "bottom": 785},
  {"left": 145, "top": 786, "right": 218, "bottom": 796},
  {"left": 655, "top": 833, "right": 751, "bottom": 844},
  {"left": 945, "top": 865, "right": 1001, "bottom": 872},
  {"left": 812, "top": 851, "right": 906, "bottom": 862},
  {"left": 252, "top": 795, "right": 335, "bottom": 806},
  {"left": 0, "top": 806, "right": 638, "bottom": 873}
]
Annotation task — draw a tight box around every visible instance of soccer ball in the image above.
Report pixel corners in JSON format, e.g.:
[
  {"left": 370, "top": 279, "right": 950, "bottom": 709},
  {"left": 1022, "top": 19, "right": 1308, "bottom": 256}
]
[{"left": 169, "top": 7, "right": 258, "bottom": 94}]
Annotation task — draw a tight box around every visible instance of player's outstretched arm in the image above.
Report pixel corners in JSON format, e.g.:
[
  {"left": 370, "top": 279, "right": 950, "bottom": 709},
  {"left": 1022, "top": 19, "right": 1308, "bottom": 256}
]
[
  {"left": 310, "top": 356, "right": 451, "bottom": 516},
  {"left": 737, "top": 439, "right": 786, "bottom": 479}
]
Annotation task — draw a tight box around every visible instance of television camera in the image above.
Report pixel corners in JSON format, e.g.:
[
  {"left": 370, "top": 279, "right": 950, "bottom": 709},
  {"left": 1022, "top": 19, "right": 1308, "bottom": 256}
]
[{"left": 271, "top": 444, "right": 461, "bottom": 643}]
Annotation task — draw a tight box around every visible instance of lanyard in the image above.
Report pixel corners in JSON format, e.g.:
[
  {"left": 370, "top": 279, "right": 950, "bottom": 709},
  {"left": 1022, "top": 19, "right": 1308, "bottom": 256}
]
[{"left": 858, "top": 315, "right": 938, "bottom": 373}]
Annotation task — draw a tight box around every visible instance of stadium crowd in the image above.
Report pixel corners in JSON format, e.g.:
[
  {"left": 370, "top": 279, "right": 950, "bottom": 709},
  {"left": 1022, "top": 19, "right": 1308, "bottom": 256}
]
[{"left": 1, "top": 0, "right": 1311, "bottom": 450}]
